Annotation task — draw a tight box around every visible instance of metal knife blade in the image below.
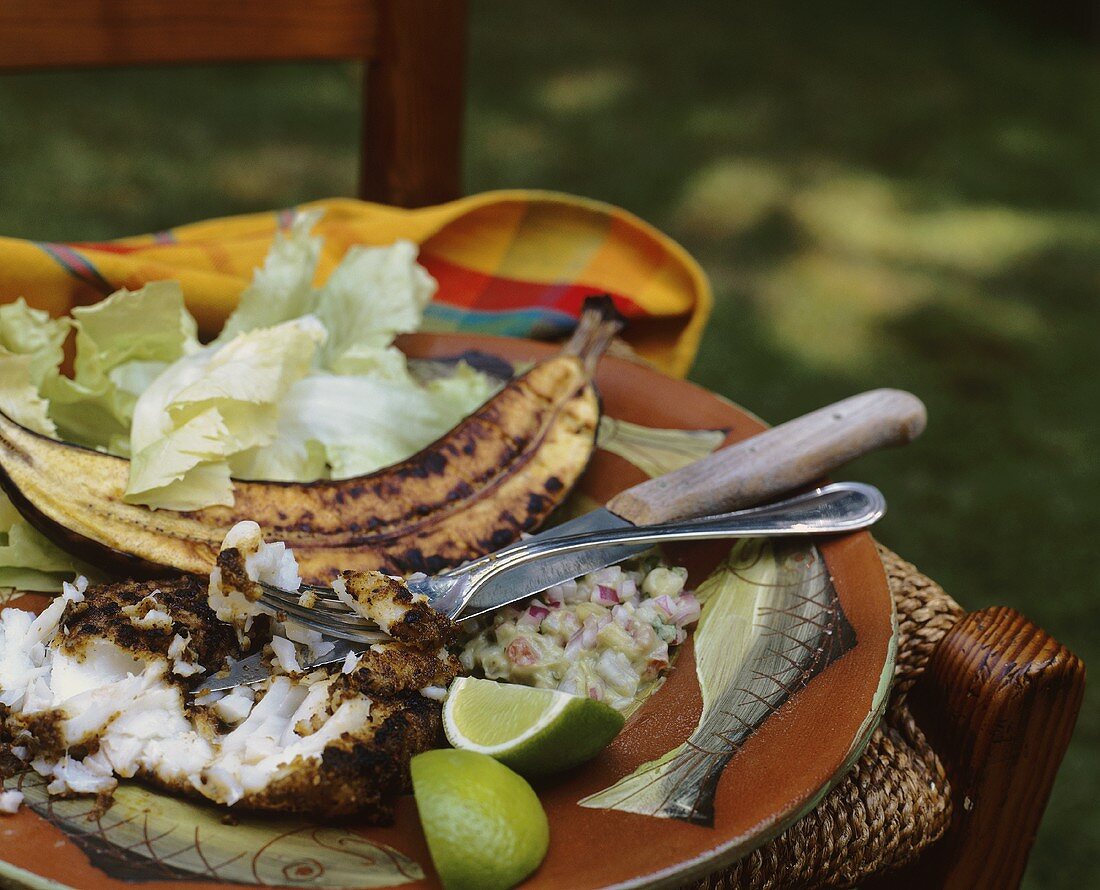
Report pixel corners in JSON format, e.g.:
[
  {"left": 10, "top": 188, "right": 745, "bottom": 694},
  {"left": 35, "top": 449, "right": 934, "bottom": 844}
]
[
  {"left": 462, "top": 388, "right": 927, "bottom": 618},
  {"left": 458, "top": 507, "right": 644, "bottom": 620}
]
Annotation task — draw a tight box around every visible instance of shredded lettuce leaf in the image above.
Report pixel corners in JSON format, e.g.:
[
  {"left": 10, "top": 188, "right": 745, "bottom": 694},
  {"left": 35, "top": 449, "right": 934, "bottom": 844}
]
[
  {"left": 0, "top": 209, "right": 495, "bottom": 538},
  {"left": 0, "top": 350, "right": 57, "bottom": 437},
  {"left": 229, "top": 363, "right": 497, "bottom": 482},
  {"left": 215, "top": 209, "right": 324, "bottom": 342},
  {"left": 0, "top": 299, "right": 70, "bottom": 437},
  {"left": 124, "top": 215, "right": 488, "bottom": 508},
  {"left": 0, "top": 493, "right": 89, "bottom": 592},
  {"left": 313, "top": 239, "right": 436, "bottom": 376},
  {"left": 126, "top": 317, "right": 326, "bottom": 509},
  {"left": 215, "top": 210, "right": 433, "bottom": 377},
  {"left": 44, "top": 281, "right": 199, "bottom": 450},
  {"left": 0, "top": 298, "right": 70, "bottom": 389},
  {"left": 0, "top": 304, "right": 85, "bottom": 589}
]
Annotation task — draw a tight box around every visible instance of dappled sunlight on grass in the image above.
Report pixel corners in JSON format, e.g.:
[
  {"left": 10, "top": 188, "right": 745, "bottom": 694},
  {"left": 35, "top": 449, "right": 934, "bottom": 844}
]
[
  {"left": 995, "top": 122, "right": 1085, "bottom": 163},
  {"left": 213, "top": 144, "right": 355, "bottom": 204},
  {"left": 538, "top": 67, "right": 634, "bottom": 115},
  {"left": 672, "top": 158, "right": 790, "bottom": 239},
  {"left": 0, "top": 64, "right": 362, "bottom": 240},
  {"left": 467, "top": 111, "right": 556, "bottom": 183},
  {"left": 672, "top": 159, "right": 1057, "bottom": 373},
  {"left": 756, "top": 251, "right": 939, "bottom": 370},
  {"left": 791, "top": 173, "right": 1100, "bottom": 275}
]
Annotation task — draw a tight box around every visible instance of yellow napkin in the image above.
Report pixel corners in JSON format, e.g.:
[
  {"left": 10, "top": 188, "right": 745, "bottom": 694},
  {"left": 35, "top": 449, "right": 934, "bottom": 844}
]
[{"left": 0, "top": 191, "right": 710, "bottom": 378}]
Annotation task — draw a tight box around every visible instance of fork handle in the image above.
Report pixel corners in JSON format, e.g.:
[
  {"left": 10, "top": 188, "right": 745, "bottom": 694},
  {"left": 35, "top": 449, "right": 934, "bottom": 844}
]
[{"left": 605, "top": 389, "right": 925, "bottom": 526}]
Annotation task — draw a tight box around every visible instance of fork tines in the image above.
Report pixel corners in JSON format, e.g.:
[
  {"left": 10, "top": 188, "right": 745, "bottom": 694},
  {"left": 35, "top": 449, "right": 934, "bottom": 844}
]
[{"left": 258, "top": 581, "right": 388, "bottom": 642}]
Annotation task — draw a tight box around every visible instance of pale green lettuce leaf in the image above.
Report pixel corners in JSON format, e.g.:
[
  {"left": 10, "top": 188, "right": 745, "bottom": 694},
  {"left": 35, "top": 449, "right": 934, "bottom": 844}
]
[
  {"left": 0, "top": 298, "right": 68, "bottom": 435},
  {"left": 126, "top": 317, "right": 326, "bottom": 508},
  {"left": 0, "top": 298, "right": 70, "bottom": 388},
  {"left": 229, "top": 434, "right": 329, "bottom": 484},
  {"left": 165, "top": 217, "right": 468, "bottom": 492},
  {"left": 128, "top": 350, "right": 217, "bottom": 453},
  {"left": 0, "top": 349, "right": 57, "bottom": 436},
  {"left": 217, "top": 214, "right": 436, "bottom": 376},
  {"left": 104, "top": 360, "right": 183, "bottom": 456},
  {"left": 72, "top": 280, "right": 198, "bottom": 373},
  {"left": 313, "top": 239, "right": 437, "bottom": 374},
  {"left": 0, "top": 304, "right": 83, "bottom": 589},
  {"left": 216, "top": 209, "right": 324, "bottom": 342},
  {"left": 230, "top": 362, "right": 497, "bottom": 482},
  {"left": 124, "top": 409, "right": 235, "bottom": 510},
  {"left": 329, "top": 345, "right": 422, "bottom": 383},
  {"left": 44, "top": 281, "right": 199, "bottom": 449},
  {"left": 0, "top": 493, "right": 89, "bottom": 591}
]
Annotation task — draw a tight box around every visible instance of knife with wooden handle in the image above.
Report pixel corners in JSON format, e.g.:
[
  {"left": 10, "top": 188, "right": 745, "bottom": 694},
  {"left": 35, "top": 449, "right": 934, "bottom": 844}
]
[
  {"left": 193, "top": 389, "right": 925, "bottom": 694},
  {"left": 462, "top": 388, "right": 925, "bottom": 615}
]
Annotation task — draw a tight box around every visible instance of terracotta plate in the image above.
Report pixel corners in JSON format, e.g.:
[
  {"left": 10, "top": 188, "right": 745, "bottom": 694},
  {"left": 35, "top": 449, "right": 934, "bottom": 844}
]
[{"left": 0, "top": 333, "right": 895, "bottom": 890}]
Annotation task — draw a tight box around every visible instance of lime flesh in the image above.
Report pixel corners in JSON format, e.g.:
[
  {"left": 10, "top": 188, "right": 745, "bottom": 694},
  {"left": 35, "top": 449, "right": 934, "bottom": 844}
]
[
  {"left": 411, "top": 748, "right": 549, "bottom": 890},
  {"left": 443, "top": 677, "right": 625, "bottom": 776}
]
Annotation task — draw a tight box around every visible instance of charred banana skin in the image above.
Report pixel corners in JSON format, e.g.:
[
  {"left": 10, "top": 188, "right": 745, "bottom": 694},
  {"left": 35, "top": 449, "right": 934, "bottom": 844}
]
[{"left": 0, "top": 347, "right": 601, "bottom": 584}]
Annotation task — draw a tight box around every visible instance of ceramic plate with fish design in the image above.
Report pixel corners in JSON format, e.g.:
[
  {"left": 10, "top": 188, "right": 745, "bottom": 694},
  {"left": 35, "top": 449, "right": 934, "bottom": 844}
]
[{"left": 0, "top": 333, "right": 895, "bottom": 890}]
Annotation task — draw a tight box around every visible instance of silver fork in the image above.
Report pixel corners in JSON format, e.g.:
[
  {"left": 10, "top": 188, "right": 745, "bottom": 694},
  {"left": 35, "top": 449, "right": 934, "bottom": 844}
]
[{"left": 254, "top": 481, "right": 885, "bottom": 643}]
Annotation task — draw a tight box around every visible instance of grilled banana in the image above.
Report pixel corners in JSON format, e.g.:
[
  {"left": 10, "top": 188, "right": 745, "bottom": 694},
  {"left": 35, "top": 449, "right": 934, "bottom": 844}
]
[{"left": 0, "top": 300, "right": 621, "bottom": 583}]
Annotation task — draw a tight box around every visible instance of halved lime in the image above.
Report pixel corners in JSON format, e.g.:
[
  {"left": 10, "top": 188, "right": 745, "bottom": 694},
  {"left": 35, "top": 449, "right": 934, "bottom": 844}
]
[
  {"left": 411, "top": 749, "right": 549, "bottom": 890},
  {"left": 442, "top": 677, "right": 625, "bottom": 776}
]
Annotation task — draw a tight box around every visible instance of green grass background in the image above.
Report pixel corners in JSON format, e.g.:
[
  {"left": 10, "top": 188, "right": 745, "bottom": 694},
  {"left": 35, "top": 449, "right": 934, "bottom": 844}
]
[{"left": 0, "top": 1, "right": 1095, "bottom": 885}]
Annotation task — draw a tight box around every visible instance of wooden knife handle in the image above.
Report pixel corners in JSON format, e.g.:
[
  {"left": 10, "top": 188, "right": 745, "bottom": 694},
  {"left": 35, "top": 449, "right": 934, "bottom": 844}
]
[{"left": 605, "top": 388, "right": 926, "bottom": 526}]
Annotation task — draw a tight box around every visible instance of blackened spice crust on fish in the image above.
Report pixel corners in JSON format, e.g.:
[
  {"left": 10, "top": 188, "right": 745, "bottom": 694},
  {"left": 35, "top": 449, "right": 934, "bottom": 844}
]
[
  {"left": 0, "top": 526, "right": 464, "bottom": 821},
  {"left": 58, "top": 576, "right": 238, "bottom": 671}
]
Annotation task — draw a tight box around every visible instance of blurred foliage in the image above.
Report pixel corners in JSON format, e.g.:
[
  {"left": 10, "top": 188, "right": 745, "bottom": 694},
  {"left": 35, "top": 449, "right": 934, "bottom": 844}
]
[{"left": 0, "top": 1, "right": 1096, "bottom": 885}]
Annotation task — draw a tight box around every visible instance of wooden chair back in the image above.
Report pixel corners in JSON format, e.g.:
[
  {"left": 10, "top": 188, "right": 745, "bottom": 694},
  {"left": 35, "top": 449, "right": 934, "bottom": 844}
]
[{"left": 0, "top": 0, "right": 466, "bottom": 207}]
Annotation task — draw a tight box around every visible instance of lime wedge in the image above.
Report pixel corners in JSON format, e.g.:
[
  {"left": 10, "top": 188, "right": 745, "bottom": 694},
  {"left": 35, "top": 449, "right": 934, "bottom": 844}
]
[
  {"left": 411, "top": 749, "right": 549, "bottom": 890},
  {"left": 443, "top": 677, "right": 625, "bottom": 776}
]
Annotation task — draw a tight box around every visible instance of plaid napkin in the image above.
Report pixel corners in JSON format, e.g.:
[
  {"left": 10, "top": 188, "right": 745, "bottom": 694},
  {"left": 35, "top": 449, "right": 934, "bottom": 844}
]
[{"left": 0, "top": 190, "right": 711, "bottom": 377}]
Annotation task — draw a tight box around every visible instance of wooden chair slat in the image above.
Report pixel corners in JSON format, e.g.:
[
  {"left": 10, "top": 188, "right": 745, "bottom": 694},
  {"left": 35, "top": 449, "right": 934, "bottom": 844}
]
[
  {"left": 0, "top": 0, "right": 464, "bottom": 207},
  {"left": 0, "top": 0, "right": 379, "bottom": 70},
  {"left": 361, "top": 0, "right": 466, "bottom": 207}
]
